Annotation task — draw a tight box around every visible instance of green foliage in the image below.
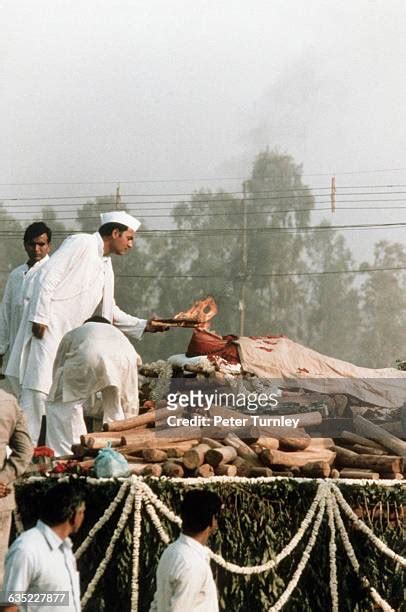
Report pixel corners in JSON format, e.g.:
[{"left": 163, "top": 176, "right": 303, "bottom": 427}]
[{"left": 14, "top": 478, "right": 405, "bottom": 612}]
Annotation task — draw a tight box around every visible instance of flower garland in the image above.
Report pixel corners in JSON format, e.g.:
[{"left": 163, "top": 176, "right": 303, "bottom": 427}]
[
  {"left": 144, "top": 360, "right": 173, "bottom": 401},
  {"left": 209, "top": 483, "right": 327, "bottom": 574},
  {"left": 326, "top": 495, "right": 339, "bottom": 612},
  {"left": 268, "top": 494, "right": 327, "bottom": 611},
  {"left": 331, "top": 494, "right": 395, "bottom": 612},
  {"left": 80, "top": 487, "right": 135, "bottom": 608},
  {"left": 331, "top": 484, "right": 406, "bottom": 567},
  {"left": 145, "top": 500, "right": 170, "bottom": 545},
  {"left": 138, "top": 479, "right": 182, "bottom": 526},
  {"left": 75, "top": 478, "right": 130, "bottom": 560},
  {"left": 130, "top": 480, "right": 142, "bottom": 612}
]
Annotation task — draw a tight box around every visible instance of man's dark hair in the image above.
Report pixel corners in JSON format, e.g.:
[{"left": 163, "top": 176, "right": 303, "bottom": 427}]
[
  {"left": 84, "top": 315, "right": 111, "bottom": 324},
  {"left": 181, "top": 490, "right": 222, "bottom": 534},
  {"left": 39, "top": 482, "right": 85, "bottom": 526},
  {"left": 98, "top": 222, "right": 128, "bottom": 237},
  {"left": 23, "top": 222, "right": 52, "bottom": 243}
]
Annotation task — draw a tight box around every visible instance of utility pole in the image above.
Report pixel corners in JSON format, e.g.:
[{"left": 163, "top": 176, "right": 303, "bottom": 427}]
[
  {"left": 115, "top": 183, "right": 121, "bottom": 209},
  {"left": 239, "top": 180, "right": 249, "bottom": 335}
]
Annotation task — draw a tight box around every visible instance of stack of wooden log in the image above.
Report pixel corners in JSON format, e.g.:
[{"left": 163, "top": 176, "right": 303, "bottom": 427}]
[{"left": 66, "top": 404, "right": 405, "bottom": 480}]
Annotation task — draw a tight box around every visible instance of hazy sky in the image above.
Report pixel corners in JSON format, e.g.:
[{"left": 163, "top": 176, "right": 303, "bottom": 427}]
[{"left": 1, "top": 1, "right": 406, "bottom": 255}]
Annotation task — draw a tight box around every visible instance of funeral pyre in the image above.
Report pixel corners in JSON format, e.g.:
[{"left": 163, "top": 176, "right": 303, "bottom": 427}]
[{"left": 53, "top": 297, "right": 406, "bottom": 480}]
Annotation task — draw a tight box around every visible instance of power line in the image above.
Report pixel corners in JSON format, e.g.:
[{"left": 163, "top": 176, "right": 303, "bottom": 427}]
[{"left": 4, "top": 186, "right": 406, "bottom": 203}]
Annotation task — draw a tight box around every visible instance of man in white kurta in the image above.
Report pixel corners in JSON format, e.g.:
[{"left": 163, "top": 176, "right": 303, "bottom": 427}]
[
  {"left": 5, "top": 211, "right": 160, "bottom": 446},
  {"left": 0, "top": 222, "right": 51, "bottom": 398},
  {"left": 150, "top": 490, "right": 221, "bottom": 612},
  {"left": 46, "top": 318, "right": 141, "bottom": 456}
]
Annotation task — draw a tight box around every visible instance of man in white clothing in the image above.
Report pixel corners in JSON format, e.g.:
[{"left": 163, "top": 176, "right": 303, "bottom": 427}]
[
  {"left": 46, "top": 316, "right": 141, "bottom": 456},
  {"left": 5, "top": 211, "right": 165, "bottom": 446},
  {"left": 0, "top": 222, "right": 51, "bottom": 398},
  {"left": 1, "top": 481, "right": 85, "bottom": 612},
  {"left": 150, "top": 489, "right": 222, "bottom": 612}
]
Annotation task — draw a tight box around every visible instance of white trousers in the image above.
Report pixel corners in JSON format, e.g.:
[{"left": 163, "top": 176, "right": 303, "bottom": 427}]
[
  {"left": 102, "top": 386, "right": 125, "bottom": 423},
  {"left": 19, "top": 388, "right": 47, "bottom": 446},
  {"left": 46, "top": 386, "right": 124, "bottom": 456},
  {"left": 46, "top": 401, "right": 87, "bottom": 457}
]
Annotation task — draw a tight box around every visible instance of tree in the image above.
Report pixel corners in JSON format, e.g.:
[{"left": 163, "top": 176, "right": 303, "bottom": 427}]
[{"left": 358, "top": 241, "right": 406, "bottom": 367}]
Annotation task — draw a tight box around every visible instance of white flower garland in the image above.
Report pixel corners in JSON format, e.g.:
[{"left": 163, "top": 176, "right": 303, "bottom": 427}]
[
  {"left": 138, "top": 479, "right": 182, "bottom": 526},
  {"left": 331, "top": 484, "right": 406, "bottom": 567},
  {"left": 75, "top": 478, "right": 130, "bottom": 559},
  {"left": 268, "top": 494, "right": 327, "bottom": 611},
  {"left": 80, "top": 488, "right": 135, "bottom": 608},
  {"left": 130, "top": 481, "right": 143, "bottom": 612},
  {"left": 331, "top": 494, "right": 395, "bottom": 612},
  {"left": 208, "top": 483, "right": 327, "bottom": 574},
  {"left": 326, "top": 495, "right": 339, "bottom": 612},
  {"left": 145, "top": 500, "right": 170, "bottom": 545}
]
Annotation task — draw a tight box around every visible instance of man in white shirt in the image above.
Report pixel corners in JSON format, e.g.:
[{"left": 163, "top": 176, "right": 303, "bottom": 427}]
[
  {"left": 150, "top": 489, "right": 222, "bottom": 612},
  {"left": 46, "top": 316, "right": 141, "bottom": 456},
  {"left": 1, "top": 481, "right": 85, "bottom": 612},
  {"left": 0, "top": 222, "right": 52, "bottom": 398},
  {"left": 5, "top": 210, "right": 165, "bottom": 446}
]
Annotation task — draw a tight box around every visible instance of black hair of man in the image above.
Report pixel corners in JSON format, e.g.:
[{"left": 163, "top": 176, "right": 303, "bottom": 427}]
[
  {"left": 180, "top": 490, "right": 222, "bottom": 534},
  {"left": 23, "top": 222, "right": 52, "bottom": 244},
  {"left": 98, "top": 222, "right": 129, "bottom": 237},
  {"left": 39, "top": 481, "right": 86, "bottom": 526},
  {"left": 84, "top": 315, "right": 111, "bottom": 324}
]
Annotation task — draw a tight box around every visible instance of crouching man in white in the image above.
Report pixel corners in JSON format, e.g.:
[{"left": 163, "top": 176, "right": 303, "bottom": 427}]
[
  {"left": 46, "top": 316, "right": 141, "bottom": 457},
  {"left": 1, "top": 481, "right": 85, "bottom": 612},
  {"left": 150, "top": 489, "right": 222, "bottom": 612}
]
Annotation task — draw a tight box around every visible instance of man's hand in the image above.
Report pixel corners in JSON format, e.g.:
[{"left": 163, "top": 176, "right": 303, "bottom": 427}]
[
  {"left": 145, "top": 318, "right": 170, "bottom": 333},
  {"left": 0, "top": 482, "right": 11, "bottom": 498},
  {"left": 32, "top": 323, "right": 47, "bottom": 339}
]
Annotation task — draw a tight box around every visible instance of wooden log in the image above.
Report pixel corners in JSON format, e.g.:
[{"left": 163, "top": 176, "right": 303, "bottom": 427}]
[
  {"left": 301, "top": 461, "right": 331, "bottom": 478},
  {"left": 255, "top": 437, "right": 279, "bottom": 450},
  {"left": 261, "top": 447, "right": 336, "bottom": 468},
  {"left": 250, "top": 443, "right": 264, "bottom": 455},
  {"left": 341, "top": 430, "right": 386, "bottom": 451},
  {"left": 330, "top": 469, "right": 340, "bottom": 479},
  {"left": 165, "top": 448, "right": 185, "bottom": 458},
  {"left": 71, "top": 444, "right": 97, "bottom": 458},
  {"left": 224, "top": 433, "right": 262, "bottom": 466},
  {"left": 332, "top": 445, "right": 359, "bottom": 461},
  {"left": 128, "top": 463, "right": 150, "bottom": 475},
  {"left": 124, "top": 455, "right": 146, "bottom": 464},
  {"left": 201, "top": 437, "right": 224, "bottom": 449},
  {"left": 279, "top": 437, "right": 311, "bottom": 452},
  {"left": 183, "top": 444, "right": 212, "bottom": 470},
  {"left": 336, "top": 453, "right": 402, "bottom": 473},
  {"left": 162, "top": 461, "right": 184, "bottom": 477},
  {"left": 118, "top": 438, "right": 199, "bottom": 455},
  {"left": 205, "top": 446, "right": 238, "bottom": 468},
  {"left": 142, "top": 464, "right": 163, "bottom": 477},
  {"left": 271, "top": 470, "right": 294, "bottom": 478},
  {"left": 103, "top": 405, "right": 183, "bottom": 432},
  {"left": 122, "top": 427, "right": 202, "bottom": 446},
  {"left": 142, "top": 449, "right": 168, "bottom": 463},
  {"left": 352, "top": 444, "right": 386, "bottom": 456},
  {"left": 231, "top": 457, "right": 252, "bottom": 477},
  {"left": 339, "top": 469, "right": 380, "bottom": 480},
  {"left": 333, "top": 394, "right": 348, "bottom": 417},
  {"left": 214, "top": 464, "right": 237, "bottom": 476},
  {"left": 380, "top": 421, "right": 404, "bottom": 438},
  {"left": 308, "top": 438, "right": 335, "bottom": 449},
  {"left": 197, "top": 463, "right": 214, "bottom": 478},
  {"left": 81, "top": 433, "right": 124, "bottom": 447},
  {"left": 249, "top": 467, "right": 273, "bottom": 477},
  {"left": 379, "top": 473, "right": 404, "bottom": 480},
  {"left": 353, "top": 415, "right": 406, "bottom": 456},
  {"left": 87, "top": 438, "right": 123, "bottom": 450}
]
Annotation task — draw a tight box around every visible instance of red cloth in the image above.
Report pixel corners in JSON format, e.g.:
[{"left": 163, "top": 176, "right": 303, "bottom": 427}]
[{"left": 186, "top": 329, "right": 240, "bottom": 364}]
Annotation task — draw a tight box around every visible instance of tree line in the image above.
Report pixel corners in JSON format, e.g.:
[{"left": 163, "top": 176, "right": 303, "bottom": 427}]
[{"left": 1, "top": 150, "right": 406, "bottom": 367}]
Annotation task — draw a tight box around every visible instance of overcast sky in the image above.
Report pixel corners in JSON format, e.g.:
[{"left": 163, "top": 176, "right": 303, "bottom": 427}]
[{"left": 1, "top": 0, "right": 406, "bottom": 256}]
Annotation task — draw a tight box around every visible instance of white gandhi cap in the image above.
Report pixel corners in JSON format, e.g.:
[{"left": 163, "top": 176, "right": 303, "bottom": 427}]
[{"left": 99, "top": 211, "right": 141, "bottom": 232}]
